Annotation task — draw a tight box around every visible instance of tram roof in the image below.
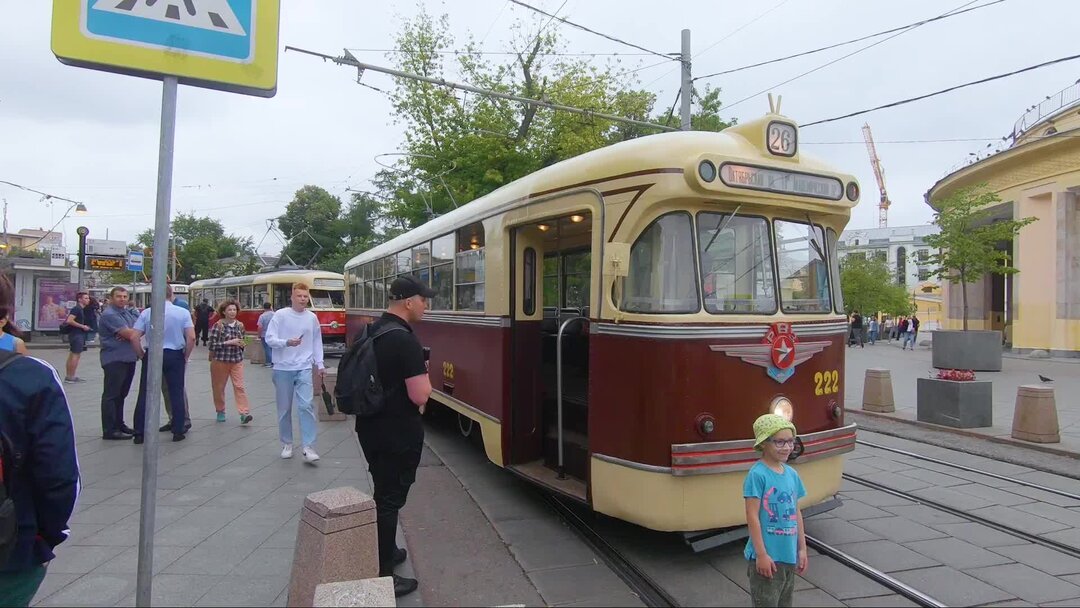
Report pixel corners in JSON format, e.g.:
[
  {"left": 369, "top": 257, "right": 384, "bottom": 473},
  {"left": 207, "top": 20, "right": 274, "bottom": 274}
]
[
  {"left": 188, "top": 269, "right": 344, "bottom": 289},
  {"left": 345, "top": 114, "right": 857, "bottom": 270}
]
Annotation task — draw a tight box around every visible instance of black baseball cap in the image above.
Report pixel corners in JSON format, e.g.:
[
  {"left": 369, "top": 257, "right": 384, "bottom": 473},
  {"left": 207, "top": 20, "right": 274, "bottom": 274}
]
[{"left": 389, "top": 275, "right": 436, "bottom": 300}]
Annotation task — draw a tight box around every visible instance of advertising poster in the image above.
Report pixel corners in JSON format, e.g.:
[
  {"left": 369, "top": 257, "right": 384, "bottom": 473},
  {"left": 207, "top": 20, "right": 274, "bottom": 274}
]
[{"left": 36, "top": 278, "right": 78, "bottom": 331}]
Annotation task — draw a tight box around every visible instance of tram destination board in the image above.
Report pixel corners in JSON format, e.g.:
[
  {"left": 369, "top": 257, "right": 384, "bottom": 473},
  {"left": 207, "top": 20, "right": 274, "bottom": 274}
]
[
  {"left": 720, "top": 163, "right": 843, "bottom": 200},
  {"left": 87, "top": 256, "right": 125, "bottom": 271}
]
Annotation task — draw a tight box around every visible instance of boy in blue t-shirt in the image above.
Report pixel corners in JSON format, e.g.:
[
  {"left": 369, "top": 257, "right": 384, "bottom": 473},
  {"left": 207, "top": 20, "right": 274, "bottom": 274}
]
[{"left": 744, "top": 414, "right": 808, "bottom": 607}]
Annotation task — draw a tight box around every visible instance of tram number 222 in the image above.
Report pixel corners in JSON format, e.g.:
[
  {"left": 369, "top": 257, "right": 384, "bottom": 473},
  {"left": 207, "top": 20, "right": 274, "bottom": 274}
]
[{"left": 814, "top": 370, "right": 840, "bottom": 395}]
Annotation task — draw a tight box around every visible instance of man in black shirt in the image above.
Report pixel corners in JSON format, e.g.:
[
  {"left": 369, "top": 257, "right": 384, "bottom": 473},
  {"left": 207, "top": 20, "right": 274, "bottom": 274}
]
[
  {"left": 356, "top": 275, "right": 433, "bottom": 598},
  {"left": 193, "top": 298, "right": 212, "bottom": 346}
]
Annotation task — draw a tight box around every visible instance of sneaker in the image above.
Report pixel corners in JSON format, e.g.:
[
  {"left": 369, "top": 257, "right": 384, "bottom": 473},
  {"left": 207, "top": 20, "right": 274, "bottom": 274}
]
[
  {"left": 392, "top": 546, "right": 407, "bottom": 566},
  {"left": 63, "top": 377, "right": 76, "bottom": 384},
  {"left": 280, "top": 444, "right": 293, "bottom": 459},
  {"left": 240, "top": 414, "right": 253, "bottom": 425},
  {"left": 302, "top": 446, "right": 320, "bottom": 463},
  {"left": 391, "top": 574, "right": 418, "bottom": 597},
  {"left": 216, "top": 412, "right": 226, "bottom": 422}
]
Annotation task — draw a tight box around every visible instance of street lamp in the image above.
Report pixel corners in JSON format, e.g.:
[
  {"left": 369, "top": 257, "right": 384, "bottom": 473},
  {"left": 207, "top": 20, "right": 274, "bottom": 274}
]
[{"left": 75, "top": 203, "right": 87, "bottom": 216}]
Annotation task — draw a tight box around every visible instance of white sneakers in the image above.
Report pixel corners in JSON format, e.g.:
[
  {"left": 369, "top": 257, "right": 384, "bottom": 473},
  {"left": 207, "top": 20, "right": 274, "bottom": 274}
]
[{"left": 281, "top": 444, "right": 319, "bottom": 463}]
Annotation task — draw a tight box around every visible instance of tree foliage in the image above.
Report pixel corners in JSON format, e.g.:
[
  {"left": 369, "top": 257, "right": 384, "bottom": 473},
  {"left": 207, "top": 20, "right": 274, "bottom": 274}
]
[
  {"left": 371, "top": 8, "right": 733, "bottom": 230},
  {"left": 134, "top": 213, "right": 255, "bottom": 283},
  {"left": 840, "top": 254, "right": 913, "bottom": 317},
  {"left": 923, "top": 185, "right": 1037, "bottom": 330}
]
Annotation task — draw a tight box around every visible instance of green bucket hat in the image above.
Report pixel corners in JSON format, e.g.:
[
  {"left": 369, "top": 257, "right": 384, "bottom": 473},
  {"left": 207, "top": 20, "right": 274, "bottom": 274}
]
[{"left": 753, "top": 414, "right": 797, "bottom": 450}]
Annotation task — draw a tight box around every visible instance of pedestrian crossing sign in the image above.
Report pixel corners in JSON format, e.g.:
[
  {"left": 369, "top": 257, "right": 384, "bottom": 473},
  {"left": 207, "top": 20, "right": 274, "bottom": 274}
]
[{"left": 52, "top": 0, "right": 280, "bottom": 97}]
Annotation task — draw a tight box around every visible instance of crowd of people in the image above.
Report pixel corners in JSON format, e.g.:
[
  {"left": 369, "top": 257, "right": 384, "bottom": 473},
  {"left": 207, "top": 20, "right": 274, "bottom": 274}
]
[{"left": 848, "top": 310, "right": 921, "bottom": 350}]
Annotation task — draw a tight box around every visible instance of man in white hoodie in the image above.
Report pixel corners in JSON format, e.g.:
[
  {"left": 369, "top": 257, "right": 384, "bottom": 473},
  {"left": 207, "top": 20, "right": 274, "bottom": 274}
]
[{"left": 265, "top": 282, "right": 325, "bottom": 463}]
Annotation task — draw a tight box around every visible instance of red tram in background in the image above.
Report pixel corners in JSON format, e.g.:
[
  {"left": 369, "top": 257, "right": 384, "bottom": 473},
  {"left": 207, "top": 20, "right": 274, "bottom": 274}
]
[
  {"left": 189, "top": 270, "right": 347, "bottom": 353},
  {"left": 344, "top": 112, "right": 859, "bottom": 534}
]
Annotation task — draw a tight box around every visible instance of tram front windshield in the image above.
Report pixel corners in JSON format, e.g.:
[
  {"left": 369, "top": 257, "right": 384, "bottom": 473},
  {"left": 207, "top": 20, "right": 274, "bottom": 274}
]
[{"left": 308, "top": 289, "right": 344, "bottom": 309}]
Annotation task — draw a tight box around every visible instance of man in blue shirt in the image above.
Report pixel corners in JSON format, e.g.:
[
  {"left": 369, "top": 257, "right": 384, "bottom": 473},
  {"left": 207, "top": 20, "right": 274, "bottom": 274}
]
[
  {"left": 131, "top": 284, "right": 195, "bottom": 443},
  {"left": 98, "top": 287, "right": 142, "bottom": 440}
]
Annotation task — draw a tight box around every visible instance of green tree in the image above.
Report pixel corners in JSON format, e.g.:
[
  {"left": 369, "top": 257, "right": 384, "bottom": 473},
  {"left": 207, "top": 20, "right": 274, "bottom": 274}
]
[
  {"left": 924, "top": 185, "right": 1037, "bottom": 330},
  {"left": 135, "top": 213, "right": 254, "bottom": 283},
  {"left": 277, "top": 185, "right": 344, "bottom": 268},
  {"left": 840, "top": 254, "right": 912, "bottom": 317},
  {"left": 374, "top": 8, "right": 732, "bottom": 230}
]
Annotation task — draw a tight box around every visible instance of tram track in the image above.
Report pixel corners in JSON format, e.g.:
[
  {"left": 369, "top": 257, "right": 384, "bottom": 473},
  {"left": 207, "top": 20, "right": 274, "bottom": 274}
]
[
  {"left": 805, "top": 535, "right": 946, "bottom": 608},
  {"left": 843, "top": 472, "right": 1080, "bottom": 560}
]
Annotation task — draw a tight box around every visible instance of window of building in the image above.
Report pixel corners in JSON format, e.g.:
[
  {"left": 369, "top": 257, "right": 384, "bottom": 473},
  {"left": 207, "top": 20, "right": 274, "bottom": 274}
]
[
  {"left": 896, "top": 246, "right": 907, "bottom": 285},
  {"left": 621, "top": 212, "right": 699, "bottom": 313},
  {"left": 697, "top": 212, "right": 776, "bottom": 313},
  {"left": 455, "top": 223, "right": 485, "bottom": 311},
  {"left": 917, "top": 249, "right": 929, "bottom": 263},
  {"left": 918, "top": 268, "right": 931, "bottom": 281}
]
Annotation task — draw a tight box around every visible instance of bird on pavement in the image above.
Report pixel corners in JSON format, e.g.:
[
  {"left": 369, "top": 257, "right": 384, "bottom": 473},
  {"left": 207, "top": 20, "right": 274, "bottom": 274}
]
[{"left": 1038, "top": 374, "right": 1053, "bottom": 383}]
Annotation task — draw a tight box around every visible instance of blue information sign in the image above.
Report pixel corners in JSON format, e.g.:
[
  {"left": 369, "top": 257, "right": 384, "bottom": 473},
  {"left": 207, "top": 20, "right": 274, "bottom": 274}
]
[{"left": 127, "top": 250, "right": 144, "bottom": 272}]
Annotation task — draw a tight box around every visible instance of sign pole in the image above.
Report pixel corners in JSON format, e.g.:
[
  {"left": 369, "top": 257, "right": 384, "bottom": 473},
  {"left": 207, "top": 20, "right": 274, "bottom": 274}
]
[{"left": 136, "top": 75, "right": 178, "bottom": 606}]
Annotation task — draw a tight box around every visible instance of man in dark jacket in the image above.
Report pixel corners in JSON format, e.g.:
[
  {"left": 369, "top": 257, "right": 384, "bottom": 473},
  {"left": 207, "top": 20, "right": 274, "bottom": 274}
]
[
  {"left": 0, "top": 277, "right": 80, "bottom": 606},
  {"left": 193, "top": 299, "right": 212, "bottom": 346}
]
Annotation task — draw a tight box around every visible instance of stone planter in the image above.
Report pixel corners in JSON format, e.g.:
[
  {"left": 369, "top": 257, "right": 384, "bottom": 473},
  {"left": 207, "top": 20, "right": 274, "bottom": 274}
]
[
  {"left": 917, "top": 377, "right": 992, "bottom": 428},
  {"left": 931, "top": 330, "right": 1002, "bottom": 372}
]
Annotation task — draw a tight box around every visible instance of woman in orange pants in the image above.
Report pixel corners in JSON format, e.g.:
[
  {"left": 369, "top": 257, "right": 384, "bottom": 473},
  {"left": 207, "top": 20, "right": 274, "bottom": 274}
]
[{"left": 208, "top": 299, "right": 253, "bottom": 424}]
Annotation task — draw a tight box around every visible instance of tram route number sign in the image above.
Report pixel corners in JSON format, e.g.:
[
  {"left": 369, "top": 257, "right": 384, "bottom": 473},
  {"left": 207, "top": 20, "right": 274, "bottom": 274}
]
[
  {"left": 51, "top": 0, "right": 281, "bottom": 97},
  {"left": 88, "top": 256, "right": 126, "bottom": 271}
]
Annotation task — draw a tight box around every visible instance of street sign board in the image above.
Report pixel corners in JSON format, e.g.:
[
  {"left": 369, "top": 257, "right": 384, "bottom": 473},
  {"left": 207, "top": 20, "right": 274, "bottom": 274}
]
[
  {"left": 88, "top": 256, "right": 125, "bottom": 271},
  {"left": 50, "top": 247, "right": 67, "bottom": 267},
  {"left": 51, "top": 0, "right": 281, "bottom": 97},
  {"left": 86, "top": 238, "right": 128, "bottom": 257},
  {"left": 127, "top": 250, "right": 144, "bottom": 272}
]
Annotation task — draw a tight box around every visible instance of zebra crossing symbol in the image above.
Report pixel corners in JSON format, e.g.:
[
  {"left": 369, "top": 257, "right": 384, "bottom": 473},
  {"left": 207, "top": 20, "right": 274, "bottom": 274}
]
[{"left": 84, "top": 0, "right": 255, "bottom": 62}]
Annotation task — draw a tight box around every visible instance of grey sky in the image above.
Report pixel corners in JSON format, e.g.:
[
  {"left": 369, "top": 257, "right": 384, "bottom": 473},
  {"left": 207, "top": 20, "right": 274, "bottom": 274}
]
[{"left": 2, "top": 0, "right": 1076, "bottom": 257}]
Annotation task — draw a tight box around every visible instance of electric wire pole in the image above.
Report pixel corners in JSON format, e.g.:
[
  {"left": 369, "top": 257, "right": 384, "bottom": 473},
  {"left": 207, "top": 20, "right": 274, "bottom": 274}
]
[{"left": 680, "top": 29, "right": 692, "bottom": 130}]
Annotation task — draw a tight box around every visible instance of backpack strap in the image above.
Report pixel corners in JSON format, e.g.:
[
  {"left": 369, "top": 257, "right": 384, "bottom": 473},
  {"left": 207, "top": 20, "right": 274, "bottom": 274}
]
[
  {"left": 0, "top": 350, "right": 20, "bottom": 373},
  {"left": 371, "top": 324, "right": 407, "bottom": 341}
]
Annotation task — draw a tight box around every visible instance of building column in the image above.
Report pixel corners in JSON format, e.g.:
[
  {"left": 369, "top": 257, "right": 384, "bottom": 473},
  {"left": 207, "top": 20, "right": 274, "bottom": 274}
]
[{"left": 1013, "top": 192, "right": 1057, "bottom": 352}]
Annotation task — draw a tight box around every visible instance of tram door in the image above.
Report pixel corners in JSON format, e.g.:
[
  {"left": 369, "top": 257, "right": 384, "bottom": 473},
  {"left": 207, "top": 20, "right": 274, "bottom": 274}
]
[{"left": 509, "top": 211, "right": 593, "bottom": 498}]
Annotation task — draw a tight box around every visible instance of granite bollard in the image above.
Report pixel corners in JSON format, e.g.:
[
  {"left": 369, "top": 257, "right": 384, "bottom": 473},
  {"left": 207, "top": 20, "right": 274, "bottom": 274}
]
[
  {"left": 1011, "top": 384, "right": 1060, "bottom": 443},
  {"left": 313, "top": 578, "right": 396, "bottom": 607},
  {"left": 316, "top": 367, "right": 347, "bottom": 422},
  {"left": 862, "top": 368, "right": 895, "bottom": 413},
  {"left": 288, "top": 487, "right": 380, "bottom": 607}
]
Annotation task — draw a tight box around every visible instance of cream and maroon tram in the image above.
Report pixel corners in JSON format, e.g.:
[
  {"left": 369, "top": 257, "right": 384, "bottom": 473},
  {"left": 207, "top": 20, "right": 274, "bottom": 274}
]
[{"left": 344, "top": 112, "right": 858, "bottom": 532}]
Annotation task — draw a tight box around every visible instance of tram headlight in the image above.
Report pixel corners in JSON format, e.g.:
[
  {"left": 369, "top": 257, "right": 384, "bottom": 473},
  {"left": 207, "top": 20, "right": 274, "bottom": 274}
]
[
  {"left": 771, "top": 397, "right": 794, "bottom": 421},
  {"left": 698, "top": 160, "right": 717, "bottom": 183},
  {"left": 695, "top": 413, "right": 717, "bottom": 438},
  {"left": 330, "top": 321, "right": 339, "bottom": 329}
]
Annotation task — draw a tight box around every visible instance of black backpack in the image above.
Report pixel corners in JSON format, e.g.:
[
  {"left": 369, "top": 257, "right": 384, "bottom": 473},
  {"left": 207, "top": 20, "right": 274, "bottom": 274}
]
[
  {"left": 0, "top": 351, "right": 23, "bottom": 566},
  {"left": 334, "top": 323, "right": 406, "bottom": 417}
]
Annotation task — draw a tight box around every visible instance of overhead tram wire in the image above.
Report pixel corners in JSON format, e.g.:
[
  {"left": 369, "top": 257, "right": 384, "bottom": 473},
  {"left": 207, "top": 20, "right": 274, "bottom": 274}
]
[
  {"left": 802, "top": 52, "right": 1080, "bottom": 128},
  {"left": 694, "top": 0, "right": 1006, "bottom": 81},
  {"left": 507, "top": 0, "right": 674, "bottom": 62},
  {"left": 285, "top": 46, "right": 678, "bottom": 133},
  {"left": 723, "top": 0, "right": 985, "bottom": 111}
]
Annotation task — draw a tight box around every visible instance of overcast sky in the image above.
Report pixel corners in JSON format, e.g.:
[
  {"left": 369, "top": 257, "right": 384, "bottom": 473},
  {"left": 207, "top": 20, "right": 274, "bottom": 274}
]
[{"left": 3, "top": 0, "right": 1077, "bottom": 257}]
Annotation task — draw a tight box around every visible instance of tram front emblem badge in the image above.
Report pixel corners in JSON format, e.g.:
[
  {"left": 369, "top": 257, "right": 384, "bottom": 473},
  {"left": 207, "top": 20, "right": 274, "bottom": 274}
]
[{"left": 709, "top": 323, "right": 831, "bottom": 384}]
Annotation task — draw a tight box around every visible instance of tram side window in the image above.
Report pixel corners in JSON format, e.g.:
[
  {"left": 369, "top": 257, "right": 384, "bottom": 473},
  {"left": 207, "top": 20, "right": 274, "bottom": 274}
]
[
  {"left": 239, "top": 286, "right": 253, "bottom": 310},
  {"left": 253, "top": 284, "right": 269, "bottom": 308},
  {"left": 430, "top": 233, "right": 454, "bottom": 311},
  {"left": 562, "top": 251, "right": 590, "bottom": 311},
  {"left": 621, "top": 212, "right": 699, "bottom": 313},
  {"left": 775, "top": 219, "right": 831, "bottom": 313},
  {"left": 697, "top": 212, "right": 777, "bottom": 314},
  {"left": 273, "top": 285, "right": 290, "bottom": 310},
  {"left": 826, "top": 228, "right": 845, "bottom": 314},
  {"left": 214, "top": 288, "right": 227, "bottom": 308},
  {"left": 455, "top": 222, "right": 485, "bottom": 311}
]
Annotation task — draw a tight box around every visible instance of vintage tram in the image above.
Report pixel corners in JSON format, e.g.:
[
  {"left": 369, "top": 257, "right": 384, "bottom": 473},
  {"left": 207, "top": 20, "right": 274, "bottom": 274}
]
[
  {"left": 189, "top": 269, "right": 347, "bottom": 353},
  {"left": 343, "top": 111, "right": 858, "bottom": 532},
  {"left": 129, "top": 283, "right": 189, "bottom": 310}
]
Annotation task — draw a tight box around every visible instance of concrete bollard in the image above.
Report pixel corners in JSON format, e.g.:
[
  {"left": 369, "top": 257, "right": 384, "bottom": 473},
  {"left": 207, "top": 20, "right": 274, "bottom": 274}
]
[
  {"left": 316, "top": 367, "right": 347, "bottom": 422},
  {"left": 313, "top": 578, "right": 396, "bottom": 607},
  {"left": 249, "top": 340, "right": 265, "bottom": 364},
  {"left": 862, "top": 368, "right": 895, "bottom": 413},
  {"left": 1011, "top": 384, "right": 1060, "bottom": 443},
  {"left": 288, "top": 487, "right": 380, "bottom": 607}
]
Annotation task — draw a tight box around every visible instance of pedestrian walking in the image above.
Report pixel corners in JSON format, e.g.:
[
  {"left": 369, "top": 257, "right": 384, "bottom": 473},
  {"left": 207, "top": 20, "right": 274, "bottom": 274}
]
[
  {"left": 897, "top": 317, "right": 910, "bottom": 349},
  {"left": 354, "top": 275, "right": 435, "bottom": 597},
  {"left": 265, "top": 282, "right": 325, "bottom": 463},
  {"left": 193, "top": 298, "right": 212, "bottom": 346},
  {"left": 848, "top": 311, "right": 864, "bottom": 348},
  {"left": 744, "top": 414, "right": 808, "bottom": 607},
  {"left": 85, "top": 296, "right": 99, "bottom": 345},
  {"left": 868, "top": 317, "right": 879, "bottom": 345},
  {"left": 903, "top": 315, "right": 919, "bottom": 351},
  {"left": 0, "top": 274, "right": 80, "bottom": 607},
  {"left": 257, "top": 301, "right": 274, "bottom": 368},
  {"left": 62, "top": 292, "right": 91, "bottom": 383},
  {"left": 131, "top": 284, "right": 195, "bottom": 444},
  {"left": 208, "top": 299, "right": 253, "bottom": 425},
  {"left": 98, "top": 287, "right": 141, "bottom": 440}
]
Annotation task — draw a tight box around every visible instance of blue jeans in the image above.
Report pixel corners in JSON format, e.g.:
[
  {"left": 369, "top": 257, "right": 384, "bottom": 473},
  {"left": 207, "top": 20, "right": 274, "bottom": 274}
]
[
  {"left": 903, "top": 331, "right": 916, "bottom": 349},
  {"left": 273, "top": 368, "right": 317, "bottom": 448},
  {"left": 262, "top": 338, "right": 273, "bottom": 365}
]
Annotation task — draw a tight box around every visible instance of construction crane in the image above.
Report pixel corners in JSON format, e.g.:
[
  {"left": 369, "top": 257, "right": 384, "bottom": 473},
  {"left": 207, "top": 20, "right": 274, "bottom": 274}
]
[{"left": 861, "top": 123, "right": 891, "bottom": 228}]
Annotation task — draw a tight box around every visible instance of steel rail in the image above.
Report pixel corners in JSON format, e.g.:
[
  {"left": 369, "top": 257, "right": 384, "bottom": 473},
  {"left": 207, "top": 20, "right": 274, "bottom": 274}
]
[
  {"left": 856, "top": 439, "right": 1080, "bottom": 501},
  {"left": 844, "top": 473, "right": 1080, "bottom": 560},
  {"left": 805, "top": 535, "right": 946, "bottom": 608},
  {"left": 544, "top": 494, "right": 679, "bottom": 607}
]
